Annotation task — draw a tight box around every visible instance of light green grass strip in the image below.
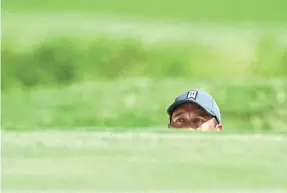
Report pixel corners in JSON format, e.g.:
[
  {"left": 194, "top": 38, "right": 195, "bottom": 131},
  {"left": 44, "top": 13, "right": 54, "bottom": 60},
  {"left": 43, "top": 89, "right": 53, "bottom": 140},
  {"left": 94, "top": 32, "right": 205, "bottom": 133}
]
[
  {"left": 3, "top": 131, "right": 287, "bottom": 191},
  {"left": 3, "top": 0, "right": 287, "bottom": 23}
]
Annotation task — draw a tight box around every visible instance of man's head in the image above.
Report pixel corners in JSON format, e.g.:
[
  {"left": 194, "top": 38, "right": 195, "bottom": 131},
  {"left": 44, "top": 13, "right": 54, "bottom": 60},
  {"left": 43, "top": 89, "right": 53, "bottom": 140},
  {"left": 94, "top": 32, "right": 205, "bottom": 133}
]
[{"left": 167, "top": 89, "right": 223, "bottom": 130}]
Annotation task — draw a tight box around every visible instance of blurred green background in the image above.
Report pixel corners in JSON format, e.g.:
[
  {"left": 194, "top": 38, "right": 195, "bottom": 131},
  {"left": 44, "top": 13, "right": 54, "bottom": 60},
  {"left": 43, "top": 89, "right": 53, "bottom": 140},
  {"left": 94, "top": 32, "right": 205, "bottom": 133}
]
[{"left": 2, "top": 0, "right": 287, "bottom": 131}]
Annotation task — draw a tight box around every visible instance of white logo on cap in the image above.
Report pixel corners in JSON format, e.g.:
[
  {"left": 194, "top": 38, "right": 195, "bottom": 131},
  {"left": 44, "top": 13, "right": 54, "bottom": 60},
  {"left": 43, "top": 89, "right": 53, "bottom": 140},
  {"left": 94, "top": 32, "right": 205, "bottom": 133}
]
[{"left": 187, "top": 90, "right": 198, "bottom": 100}]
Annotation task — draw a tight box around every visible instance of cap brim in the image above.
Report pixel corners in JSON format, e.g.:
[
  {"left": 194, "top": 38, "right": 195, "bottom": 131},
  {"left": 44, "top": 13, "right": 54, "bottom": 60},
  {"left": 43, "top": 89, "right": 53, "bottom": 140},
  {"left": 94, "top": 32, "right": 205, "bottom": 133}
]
[{"left": 167, "top": 100, "right": 216, "bottom": 119}]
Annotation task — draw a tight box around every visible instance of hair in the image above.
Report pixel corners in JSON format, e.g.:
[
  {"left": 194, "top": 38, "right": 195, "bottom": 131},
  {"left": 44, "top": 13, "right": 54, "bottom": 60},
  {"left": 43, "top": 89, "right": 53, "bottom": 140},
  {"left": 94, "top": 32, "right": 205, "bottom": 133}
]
[{"left": 214, "top": 117, "right": 219, "bottom": 125}]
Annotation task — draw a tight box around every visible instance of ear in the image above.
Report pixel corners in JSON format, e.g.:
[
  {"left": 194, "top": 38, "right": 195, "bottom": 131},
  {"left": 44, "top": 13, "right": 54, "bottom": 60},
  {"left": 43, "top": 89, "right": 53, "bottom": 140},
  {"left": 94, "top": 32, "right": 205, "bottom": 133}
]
[{"left": 215, "top": 124, "right": 223, "bottom": 131}]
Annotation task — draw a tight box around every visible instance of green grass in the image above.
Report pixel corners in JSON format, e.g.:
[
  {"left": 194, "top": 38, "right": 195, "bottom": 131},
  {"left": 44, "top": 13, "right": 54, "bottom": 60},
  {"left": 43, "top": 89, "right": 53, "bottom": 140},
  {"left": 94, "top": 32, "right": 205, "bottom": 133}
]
[
  {"left": 4, "top": 12, "right": 287, "bottom": 49},
  {"left": 2, "top": 35, "right": 287, "bottom": 90},
  {"left": 3, "top": 131, "right": 287, "bottom": 191},
  {"left": 2, "top": 78, "right": 287, "bottom": 131},
  {"left": 3, "top": 0, "right": 287, "bottom": 23},
  {"left": 2, "top": 0, "right": 287, "bottom": 133}
]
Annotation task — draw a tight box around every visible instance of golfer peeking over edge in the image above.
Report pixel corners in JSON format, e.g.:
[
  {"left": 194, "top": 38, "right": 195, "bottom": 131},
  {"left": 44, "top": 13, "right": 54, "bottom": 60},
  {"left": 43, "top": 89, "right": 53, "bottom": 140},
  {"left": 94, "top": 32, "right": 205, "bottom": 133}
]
[{"left": 167, "top": 89, "right": 223, "bottom": 130}]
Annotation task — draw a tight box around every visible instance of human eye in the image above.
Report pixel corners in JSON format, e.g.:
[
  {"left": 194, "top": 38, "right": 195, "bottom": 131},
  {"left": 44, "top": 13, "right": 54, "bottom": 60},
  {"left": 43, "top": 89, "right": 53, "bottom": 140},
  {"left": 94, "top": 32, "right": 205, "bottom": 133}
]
[
  {"left": 175, "top": 117, "right": 185, "bottom": 123},
  {"left": 194, "top": 117, "right": 205, "bottom": 124}
]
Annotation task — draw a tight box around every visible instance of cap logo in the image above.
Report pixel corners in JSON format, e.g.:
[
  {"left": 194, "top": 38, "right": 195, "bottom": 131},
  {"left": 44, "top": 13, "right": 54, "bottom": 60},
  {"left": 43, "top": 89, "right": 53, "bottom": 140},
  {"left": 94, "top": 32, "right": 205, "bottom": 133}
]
[{"left": 187, "top": 90, "right": 198, "bottom": 100}]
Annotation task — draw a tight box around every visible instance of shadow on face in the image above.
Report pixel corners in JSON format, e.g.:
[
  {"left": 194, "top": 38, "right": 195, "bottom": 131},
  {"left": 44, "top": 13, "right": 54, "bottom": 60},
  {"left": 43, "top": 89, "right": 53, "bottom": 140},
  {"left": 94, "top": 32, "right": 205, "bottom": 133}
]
[{"left": 168, "top": 103, "right": 222, "bottom": 130}]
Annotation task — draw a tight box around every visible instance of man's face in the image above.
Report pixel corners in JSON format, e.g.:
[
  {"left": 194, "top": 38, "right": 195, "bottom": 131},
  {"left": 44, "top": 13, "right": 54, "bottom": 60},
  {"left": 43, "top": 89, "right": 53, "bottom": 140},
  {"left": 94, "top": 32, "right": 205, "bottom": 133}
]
[{"left": 168, "top": 103, "right": 222, "bottom": 130}]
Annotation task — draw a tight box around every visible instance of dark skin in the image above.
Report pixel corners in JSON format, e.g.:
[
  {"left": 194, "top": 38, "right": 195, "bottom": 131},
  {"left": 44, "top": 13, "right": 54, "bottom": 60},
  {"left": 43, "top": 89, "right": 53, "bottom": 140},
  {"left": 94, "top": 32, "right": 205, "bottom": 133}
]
[{"left": 168, "top": 103, "right": 223, "bottom": 130}]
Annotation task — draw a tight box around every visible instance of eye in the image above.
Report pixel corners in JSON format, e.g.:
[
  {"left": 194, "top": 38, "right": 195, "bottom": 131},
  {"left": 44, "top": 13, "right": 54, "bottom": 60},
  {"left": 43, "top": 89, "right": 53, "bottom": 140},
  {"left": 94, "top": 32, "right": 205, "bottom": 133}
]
[
  {"left": 175, "top": 118, "right": 184, "bottom": 122},
  {"left": 194, "top": 118, "right": 205, "bottom": 124}
]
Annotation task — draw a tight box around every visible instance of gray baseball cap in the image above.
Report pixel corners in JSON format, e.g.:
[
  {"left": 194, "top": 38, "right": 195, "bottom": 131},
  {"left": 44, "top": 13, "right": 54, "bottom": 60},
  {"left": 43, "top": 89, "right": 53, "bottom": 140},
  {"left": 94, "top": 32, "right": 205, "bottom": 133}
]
[{"left": 167, "top": 89, "right": 221, "bottom": 123}]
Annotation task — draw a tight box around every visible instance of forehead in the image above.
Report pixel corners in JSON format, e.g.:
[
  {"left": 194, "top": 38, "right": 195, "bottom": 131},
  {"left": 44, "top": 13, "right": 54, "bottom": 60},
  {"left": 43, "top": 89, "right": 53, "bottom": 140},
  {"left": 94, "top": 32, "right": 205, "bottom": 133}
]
[{"left": 172, "top": 103, "right": 209, "bottom": 116}]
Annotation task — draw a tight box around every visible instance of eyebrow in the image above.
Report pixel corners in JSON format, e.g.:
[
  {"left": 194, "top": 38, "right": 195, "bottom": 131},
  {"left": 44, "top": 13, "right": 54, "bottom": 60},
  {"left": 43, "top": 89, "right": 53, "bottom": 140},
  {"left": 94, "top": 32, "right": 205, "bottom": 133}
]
[
  {"left": 197, "top": 111, "right": 210, "bottom": 117},
  {"left": 172, "top": 112, "right": 185, "bottom": 118}
]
